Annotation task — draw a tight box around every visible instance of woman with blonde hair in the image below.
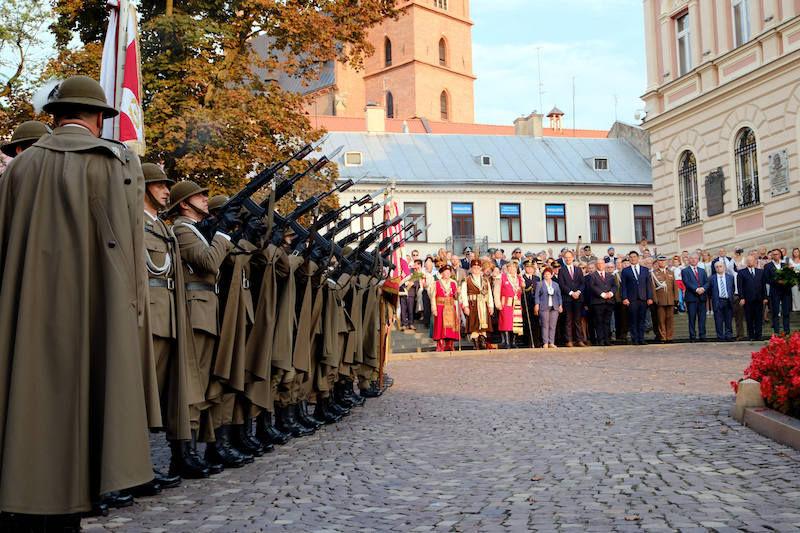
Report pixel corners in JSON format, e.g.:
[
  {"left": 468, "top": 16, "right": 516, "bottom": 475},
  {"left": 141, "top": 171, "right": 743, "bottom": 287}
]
[{"left": 534, "top": 267, "right": 563, "bottom": 348}]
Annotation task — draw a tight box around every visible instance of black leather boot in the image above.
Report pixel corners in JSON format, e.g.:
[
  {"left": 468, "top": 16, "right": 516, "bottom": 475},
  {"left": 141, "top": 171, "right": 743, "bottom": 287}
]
[
  {"left": 333, "top": 381, "right": 356, "bottom": 408},
  {"left": 276, "top": 404, "right": 314, "bottom": 437},
  {"left": 204, "top": 426, "right": 246, "bottom": 469},
  {"left": 346, "top": 385, "right": 366, "bottom": 407},
  {"left": 295, "top": 400, "right": 324, "bottom": 429},
  {"left": 383, "top": 374, "right": 394, "bottom": 387},
  {"left": 190, "top": 429, "right": 224, "bottom": 475},
  {"left": 478, "top": 335, "right": 488, "bottom": 350},
  {"left": 102, "top": 491, "right": 134, "bottom": 508},
  {"left": 501, "top": 331, "right": 511, "bottom": 349},
  {"left": 314, "top": 396, "right": 342, "bottom": 423},
  {"left": 360, "top": 381, "right": 383, "bottom": 398},
  {"left": 82, "top": 502, "right": 109, "bottom": 518},
  {"left": 243, "top": 418, "right": 273, "bottom": 454},
  {"left": 126, "top": 478, "right": 161, "bottom": 497},
  {"left": 154, "top": 468, "right": 181, "bottom": 489},
  {"left": 509, "top": 333, "right": 518, "bottom": 349},
  {"left": 168, "top": 440, "right": 210, "bottom": 479},
  {"left": 255, "top": 411, "right": 291, "bottom": 445},
  {"left": 231, "top": 423, "right": 265, "bottom": 457},
  {"left": 328, "top": 394, "right": 351, "bottom": 416}
]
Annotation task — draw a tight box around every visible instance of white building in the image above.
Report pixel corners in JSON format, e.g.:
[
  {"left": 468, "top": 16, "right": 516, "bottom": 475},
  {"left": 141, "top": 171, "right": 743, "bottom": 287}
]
[{"left": 322, "top": 109, "right": 654, "bottom": 257}]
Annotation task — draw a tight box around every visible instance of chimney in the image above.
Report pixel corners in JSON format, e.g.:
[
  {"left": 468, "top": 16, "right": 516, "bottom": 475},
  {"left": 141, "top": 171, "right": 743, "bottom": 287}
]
[
  {"left": 365, "top": 103, "right": 386, "bottom": 134},
  {"left": 514, "top": 112, "right": 543, "bottom": 138}
]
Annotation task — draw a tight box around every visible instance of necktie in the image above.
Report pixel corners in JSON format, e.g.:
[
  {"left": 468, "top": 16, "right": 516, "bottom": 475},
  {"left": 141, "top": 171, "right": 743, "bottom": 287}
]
[
  {"left": 750, "top": 268, "right": 754, "bottom": 276},
  {"left": 569, "top": 266, "right": 573, "bottom": 277},
  {"left": 719, "top": 275, "right": 727, "bottom": 298},
  {"left": 601, "top": 272, "right": 605, "bottom": 281},
  {"left": 633, "top": 266, "right": 638, "bottom": 280},
  {"left": 693, "top": 267, "right": 699, "bottom": 281}
]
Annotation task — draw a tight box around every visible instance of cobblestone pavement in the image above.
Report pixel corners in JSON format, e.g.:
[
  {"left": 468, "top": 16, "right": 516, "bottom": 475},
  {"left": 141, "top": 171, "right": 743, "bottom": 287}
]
[{"left": 90, "top": 342, "right": 800, "bottom": 533}]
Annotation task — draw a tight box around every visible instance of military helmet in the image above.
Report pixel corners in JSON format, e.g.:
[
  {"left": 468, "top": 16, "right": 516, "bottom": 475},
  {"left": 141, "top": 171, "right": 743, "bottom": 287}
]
[
  {"left": 42, "top": 75, "right": 118, "bottom": 118},
  {"left": 141, "top": 163, "right": 175, "bottom": 186},
  {"left": 343, "top": 245, "right": 354, "bottom": 256},
  {"left": 207, "top": 194, "right": 229, "bottom": 212},
  {"left": 1, "top": 121, "right": 52, "bottom": 157},
  {"left": 168, "top": 180, "right": 208, "bottom": 213}
]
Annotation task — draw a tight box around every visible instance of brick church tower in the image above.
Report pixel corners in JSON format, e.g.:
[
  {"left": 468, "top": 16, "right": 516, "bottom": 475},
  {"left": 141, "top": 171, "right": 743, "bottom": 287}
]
[{"left": 305, "top": 0, "right": 476, "bottom": 123}]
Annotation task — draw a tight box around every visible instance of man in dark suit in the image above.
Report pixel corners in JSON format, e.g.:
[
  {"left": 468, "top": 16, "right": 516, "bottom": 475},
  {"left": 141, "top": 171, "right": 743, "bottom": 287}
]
[
  {"left": 620, "top": 250, "right": 653, "bottom": 345},
  {"left": 588, "top": 258, "right": 617, "bottom": 346},
  {"left": 710, "top": 260, "right": 736, "bottom": 341},
  {"left": 737, "top": 255, "right": 767, "bottom": 341},
  {"left": 460, "top": 247, "right": 474, "bottom": 271},
  {"left": 494, "top": 248, "right": 507, "bottom": 268},
  {"left": 764, "top": 248, "right": 792, "bottom": 335},
  {"left": 558, "top": 250, "right": 586, "bottom": 347},
  {"left": 682, "top": 252, "right": 712, "bottom": 341}
]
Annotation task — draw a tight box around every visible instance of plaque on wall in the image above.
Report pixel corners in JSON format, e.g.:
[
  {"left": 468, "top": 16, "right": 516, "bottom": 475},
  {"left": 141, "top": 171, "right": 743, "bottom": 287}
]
[
  {"left": 768, "top": 149, "right": 789, "bottom": 196},
  {"left": 705, "top": 167, "right": 725, "bottom": 217}
]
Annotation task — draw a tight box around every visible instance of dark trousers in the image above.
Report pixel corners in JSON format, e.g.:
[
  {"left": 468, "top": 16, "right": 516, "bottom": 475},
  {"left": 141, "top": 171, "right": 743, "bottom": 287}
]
[
  {"left": 563, "top": 299, "right": 584, "bottom": 343},
  {"left": 592, "top": 303, "right": 613, "bottom": 345},
  {"left": 744, "top": 300, "right": 764, "bottom": 341},
  {"left": 649, "top": 304, "right": 660, "bottom": 340},
  {"left": 686, "top": 299, "right": 707, "bottom": 340},
  {"left": 733, "top": 295, "right": 745, "bottom": 339},
  {"left": 422, "top": 290, "right": 432, "bottom": 326},
  {"left": 401, "top": 288, "right": 417, "bottom": 327},
  {"left": 769, "top": 291, "right": 792, "bottom": 334},
  {"left": 628, "top": 299, "right": 648, "bottom": 343},
  {"left": 713, "top": 299, "right": 733, "bottom": 340},
  {"left": 614, "top": 301, "right": 628, "bottom": 341}
]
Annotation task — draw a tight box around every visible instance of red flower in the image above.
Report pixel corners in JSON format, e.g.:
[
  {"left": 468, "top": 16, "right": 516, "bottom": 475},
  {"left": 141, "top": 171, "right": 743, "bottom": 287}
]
[{"left": 733, "top": 332, "right": 800, "bottom": 418}]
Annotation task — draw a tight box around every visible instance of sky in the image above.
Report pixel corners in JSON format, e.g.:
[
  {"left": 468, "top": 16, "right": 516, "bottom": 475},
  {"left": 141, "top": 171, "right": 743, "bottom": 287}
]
[{"left": 470, "top": 0, "right": 647, "bottom": 130}]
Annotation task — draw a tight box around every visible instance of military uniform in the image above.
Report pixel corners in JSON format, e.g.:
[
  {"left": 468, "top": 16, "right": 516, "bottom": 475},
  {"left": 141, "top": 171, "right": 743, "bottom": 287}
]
[
  {"left": 0, "top": 76, "right": 152, "bottom": 519},
  {"left": 1, "top": 120, "right": 52, "bottom": 158},
  {"left": 650, "top": 259, "right": 677, "bottom": 342},
  {"left": 521, "top": 263, "right": 543, "bottom": 348}
]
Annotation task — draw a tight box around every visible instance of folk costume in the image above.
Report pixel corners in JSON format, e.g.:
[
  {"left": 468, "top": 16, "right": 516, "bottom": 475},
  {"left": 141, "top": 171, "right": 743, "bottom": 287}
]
[
  {"left": 432, "top": 266, "right": 460, "bottom": 351},
  {"left": 460, "top": 260, "right": 494, "bottom": 350},
  {"left": 494, "top": 266, "right": 524, "bottom": 348}
]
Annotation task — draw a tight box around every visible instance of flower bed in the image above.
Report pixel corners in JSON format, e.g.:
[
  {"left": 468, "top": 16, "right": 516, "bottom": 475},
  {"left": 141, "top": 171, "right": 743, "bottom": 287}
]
[{"left": 731, "top": 333, "right": 800, "bottom": 419}]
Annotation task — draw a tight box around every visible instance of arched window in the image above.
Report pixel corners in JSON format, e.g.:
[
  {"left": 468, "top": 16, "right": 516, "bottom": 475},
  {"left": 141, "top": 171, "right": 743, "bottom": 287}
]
[
  {"left": 386, "top": 91, "right": 394, "bottom": 118},
  {"left": 384, "top": 37, "right": 392, "bottom": 67},
  {"left": 440, "top": 91, "right": 449, "bottom": 120},
  {"left": 438, "top": 38, "right": 447, "bottom": 66},
  {"left": 734, "top": 127, "right": 759, "bottom": 208},
  {"left": 678, "top": 150, "right": 699, "bottom": 225}
]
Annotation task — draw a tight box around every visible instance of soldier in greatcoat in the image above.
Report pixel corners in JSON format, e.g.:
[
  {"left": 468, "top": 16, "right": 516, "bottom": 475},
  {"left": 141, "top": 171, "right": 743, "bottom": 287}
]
[
  {"left": 1, "top": 120, "right": 52, "bottom": 159},
  {"left": 0, "top": 75, "right": 151, "bottom": 529},
  {"left": 651, "top": 255, "right": 677, "bottom": 343}
]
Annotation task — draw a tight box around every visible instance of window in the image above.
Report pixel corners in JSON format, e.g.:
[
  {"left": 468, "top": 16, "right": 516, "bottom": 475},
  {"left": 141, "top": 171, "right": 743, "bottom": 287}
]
[
  {"left": 344, "top": 151, "right": 362, "bottom": 166},
  {"left": 678, "top": 150, "right": 699, "bottom": 225},
  {"left": 384, "top": 37, "right": 392, "bottom": 67},
  {"left": 499, "top": 203, "right": 521, "bottom": 242},
  {"left": 440, "top": 90, "right": 449, "bottom": 120},
  {"left": 386, "top": 91, "right": 394, "bottom": 119},
  {"left": 735, "top": 127, "right": 760, "bottom": 208},
  {"left": 732, "top": 0, "right": 750, "bottom": 47},
  {"left": 359, "top": 202, "right": 374, "bottom": 231},
  {"left": 480, "top": 155, "right": 492, "bottom": 166},
  {"left": 589, "top": 204, "right": 610, "bottom": 243},
  {"left": 439, "top": 38, "right": 447, "bottom": 66},
  {"left": 594, "top": 158, "right": 609, "bottom": 170},
  {"left": 404, "top": 202, "right": 427, "bottom": 242},
  {"left": 675, "top": 12, "right": 691, "bottom": 76},
  {"left": 545, "top": 204, "right": 566, "bottom": 243},
  {"left": 451, "top": 203, "right": 474, "bottom": 238},
  {"left": 633, "top": 205, "right": 654, "bottom": 243},
  {"left": 434, "top": 0, "right": 448, "bottom": 9}
]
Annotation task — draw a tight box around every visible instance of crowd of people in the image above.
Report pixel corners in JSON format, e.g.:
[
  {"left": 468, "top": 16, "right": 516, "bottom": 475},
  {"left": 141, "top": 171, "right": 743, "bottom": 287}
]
[
  {"left": 395, "top": 239, "right": 800, "bottom": 349},
  {"left": 0, "top": 76, "right": 398, "bottom": 532}
]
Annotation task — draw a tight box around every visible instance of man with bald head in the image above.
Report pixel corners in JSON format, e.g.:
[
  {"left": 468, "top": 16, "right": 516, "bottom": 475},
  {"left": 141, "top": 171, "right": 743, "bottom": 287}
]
[
  {"left": 682, "top": 252, "right": 711, "bottom": 341},
  {"left": 587, "top": 258, "right": 617, "bottom": 346}
]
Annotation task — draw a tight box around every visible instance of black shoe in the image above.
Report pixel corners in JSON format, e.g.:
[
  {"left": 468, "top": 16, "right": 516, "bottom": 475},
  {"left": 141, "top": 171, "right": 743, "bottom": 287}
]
[
  {"left": 127, "top": 479, "right": 162, "bottom": 497},
  {"left": 328, "top": 396, "right": 351, "bottom": 417},
  {"left": 231, "top": 422, "right": 265, "bottom": 458},
  {"left": 333, "top": 381, "right": 356, "bottom": 408},
  {"left": 243, "top": 417, "right": 273, "bottom": 454},
  {"left": 314, "top": 397, "right": 343, "bottom": 423},
  {"left": 204, "top": 426, "right": 246, "bottom": 469},
  {"left": 256, "top": 411, "right": 291, "bottom": 445},
  {"left": 296, "top": 400, "right": 324, "bottom": 429},
  {"left": 102, "top": 491, "right": 134, "bottom": 508},
  {"left": 83, "top": 502, "right": 109, "bottom": 517},
  {"left": 169, "top": 437, "right": 211, "bottom": 479},
  {"left": 276, "top": 404, "right": 315, "bottom": 437},
  {"left": 342, "top": 383, "right": 366, "bottom": 407},
  {"left": 640, "top": 340, "right": 648, "bottom": 345},
  {"left": 383, "top": 374, "right": 394, "bottom": 388},
  {"left": 360, "top": 381, "right": 383, "bottom": 398},
  {"left": 153, "top": 468, "right": 181, "bottom": 489}
]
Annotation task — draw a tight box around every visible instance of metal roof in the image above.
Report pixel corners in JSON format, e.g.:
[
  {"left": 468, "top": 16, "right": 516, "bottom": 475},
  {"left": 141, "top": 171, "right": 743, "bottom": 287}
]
[
  {"left": 322, "top": 132, "right": 652, "bottom": 187},
  {"left": 250, "top": 36, "right": 336, "bottom": 96}
]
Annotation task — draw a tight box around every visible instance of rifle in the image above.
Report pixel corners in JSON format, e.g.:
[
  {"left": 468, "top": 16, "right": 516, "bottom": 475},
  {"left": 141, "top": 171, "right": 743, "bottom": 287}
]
[
  {"left": 321, "top": 195, "right": 391, "bottom": 242},
  {"left": 314, "top": 186, "right": 386, "bottom": 232},
  {"left": 196, "top": 136, "right": 327, "bottom": 239}
]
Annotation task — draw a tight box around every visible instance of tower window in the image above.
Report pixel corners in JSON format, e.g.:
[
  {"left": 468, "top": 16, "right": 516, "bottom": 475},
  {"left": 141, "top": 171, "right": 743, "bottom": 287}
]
[
  {"left": 440, "top": 91, "right": 449, "bottom": 121},
  {"left": 434, "top": 0, "right": 448, "bottom": 9},
  {"left": 675, "top": 12, "right": 691, "bottom": 76},
  {"left": 386, "top": 91, "right": 394, "bottom": 119},
  {"left": 439, "top": 38, "right": 447, "bottom": 66},
  {"left": 384, "top": 37, "right": 392, "bottom": 67}
]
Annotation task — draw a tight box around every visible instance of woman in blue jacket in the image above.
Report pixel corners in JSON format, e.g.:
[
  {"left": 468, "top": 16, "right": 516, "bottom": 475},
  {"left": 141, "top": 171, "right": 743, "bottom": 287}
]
[{"left": 534, "top": 267, "right": 563, "bottom": 348}]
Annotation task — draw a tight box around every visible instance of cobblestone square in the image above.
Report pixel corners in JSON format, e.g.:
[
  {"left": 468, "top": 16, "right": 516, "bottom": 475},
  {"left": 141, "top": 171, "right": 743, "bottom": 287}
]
[{"left": 92, "top": 343, "right": 800, "bottom": 532}]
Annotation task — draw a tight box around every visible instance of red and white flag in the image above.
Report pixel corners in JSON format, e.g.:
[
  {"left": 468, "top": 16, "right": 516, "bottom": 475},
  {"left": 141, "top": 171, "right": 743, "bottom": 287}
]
[
  {"left": 100, "top": 0, "right": 145, "bottom": 155},
  {"left": 382, "top": 197, "right": 404, "bottom": 278}
]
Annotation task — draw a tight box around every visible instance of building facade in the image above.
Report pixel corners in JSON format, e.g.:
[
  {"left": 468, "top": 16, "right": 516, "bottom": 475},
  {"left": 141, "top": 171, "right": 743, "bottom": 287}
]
[
  {"left": 641, "top": 0, "right": 800, "bottom": 254},
  {"left": 270, "top": 0, "right": 476, "bottom": 123},
  {"left": 323, "top": 108, "right": 653, "bottom": 257}
]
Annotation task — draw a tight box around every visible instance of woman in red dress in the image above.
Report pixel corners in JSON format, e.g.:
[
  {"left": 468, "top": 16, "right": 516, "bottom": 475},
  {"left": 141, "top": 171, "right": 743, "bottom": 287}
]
[
  {"left": 432, "top": 264, "right": 460, "bottom": 351},
  {"left": 494, "top": 260, "right": 524, "bottom": 348}
]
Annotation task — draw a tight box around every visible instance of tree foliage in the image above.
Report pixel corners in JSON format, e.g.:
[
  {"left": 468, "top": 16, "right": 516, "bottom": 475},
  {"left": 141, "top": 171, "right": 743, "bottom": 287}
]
[{"left": 42, "top": 0, "right": 398, "bottom": 211}]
